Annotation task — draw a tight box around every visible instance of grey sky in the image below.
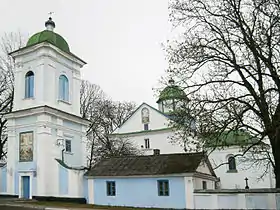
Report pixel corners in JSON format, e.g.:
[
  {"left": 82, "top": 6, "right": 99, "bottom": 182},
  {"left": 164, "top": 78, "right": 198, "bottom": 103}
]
[{"left": 0, "top": 0, "right": 171, "bottom": 108}]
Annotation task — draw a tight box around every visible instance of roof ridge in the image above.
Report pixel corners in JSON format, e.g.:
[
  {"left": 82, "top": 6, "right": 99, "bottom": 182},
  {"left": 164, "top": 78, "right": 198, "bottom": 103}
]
[{"left": 101, "top": 152, "right": 205, "bottom": 160}]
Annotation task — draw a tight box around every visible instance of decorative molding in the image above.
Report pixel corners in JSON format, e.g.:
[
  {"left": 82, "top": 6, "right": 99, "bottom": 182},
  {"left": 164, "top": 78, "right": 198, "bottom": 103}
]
[
  {"left": 111, "top": 127, "right": 173, "bottom": 137},
  {"left": 9, "top": 42, "right": 86, "bottom": 67},
  {"left": 5, "top": 105, "right": 89, "bottom": 127},
  {"left": 7, "top": 121, "right": 85, "bottom": 136}
]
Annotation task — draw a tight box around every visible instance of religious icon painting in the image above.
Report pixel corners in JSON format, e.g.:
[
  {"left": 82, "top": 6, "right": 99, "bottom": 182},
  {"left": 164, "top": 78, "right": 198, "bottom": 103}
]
[
  {"left": 19, "top": 131, "right": 33, "bottom": 162},
  {"left": 141, "top": 108, "right": 150, "bottom": 124}
]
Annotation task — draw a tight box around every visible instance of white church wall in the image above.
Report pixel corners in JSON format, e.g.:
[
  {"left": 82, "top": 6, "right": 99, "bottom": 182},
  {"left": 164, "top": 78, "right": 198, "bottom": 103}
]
[
  {"left": 126, "top": 130, "right": 185, "bottom": 155},
  {"left": 114, "top": 103, "right": 170, "bottom": 134},
  {"left": 68, "top": 169, "right": 85, "bottom": 197},
  {"left": 193, "top": 177, "right": 215, "bottom": 190},
  {"left": 208, "top": 147, "right": 274, "bottom": 189}
]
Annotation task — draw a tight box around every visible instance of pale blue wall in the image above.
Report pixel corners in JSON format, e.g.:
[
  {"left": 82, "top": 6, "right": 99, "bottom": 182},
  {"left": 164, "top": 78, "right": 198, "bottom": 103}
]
[
  {"left": 16, "top": 162, "right": 36, "bottom": 171},
  {"left": 59, "top": 164, "right": 68, "bottom": 195},
  {"left": 63, "top": 134, "right": 82, "bottom": 166},
  {"left": 14, "top": 171, "right": 19, "bottom": 194},
  {"left": 16, "top": 116, "right": 37, "bottom": 125},
  {"left": 62, "top": 120, "right": 83, "bottom": 166},
  {"left": 92, "top": 177, "right": 186, "bottom": 209},
  {"left": 0, "top": 166, "right": 7, "bottom": 192},
  {"left": 83, "top": 178, "right": 89, "bottom": 203},
  {"left": 32, "top": 176, "right": 37, "bottom": 195},
  {"left": 63, "top": 120, "right": 82, "bottom": 131}
]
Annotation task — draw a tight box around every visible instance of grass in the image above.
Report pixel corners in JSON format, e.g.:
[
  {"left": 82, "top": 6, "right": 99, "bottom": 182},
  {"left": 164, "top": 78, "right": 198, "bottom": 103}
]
[{"left": 21, "top": 201, "right": 169, "bottom": 210}]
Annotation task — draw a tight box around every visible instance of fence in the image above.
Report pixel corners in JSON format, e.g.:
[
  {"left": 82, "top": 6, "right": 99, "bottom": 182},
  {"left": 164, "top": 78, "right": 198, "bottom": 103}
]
[{"left": 193, "top": 189, "right": 280, "bottom": 209}]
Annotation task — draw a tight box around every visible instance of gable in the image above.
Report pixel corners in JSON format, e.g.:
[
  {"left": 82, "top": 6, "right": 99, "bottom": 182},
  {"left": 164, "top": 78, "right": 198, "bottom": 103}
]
[
  {"left": 196, "top": 160, "right": 212, "bottom": 175},
  {"left": 113, "top": 103, "right": 171, "bottom": 134}
]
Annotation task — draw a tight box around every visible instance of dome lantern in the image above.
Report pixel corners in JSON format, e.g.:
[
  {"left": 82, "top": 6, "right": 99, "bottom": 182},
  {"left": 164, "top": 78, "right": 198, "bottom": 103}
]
[
  {"left": 45, "top": 17, "right": 55, "bottom": 31},
  {"left": 157, "top": 79, "right": 187, "bottom": 114},
  {"left": 168, "top": 78, "right": 175, "bottom": 85}
]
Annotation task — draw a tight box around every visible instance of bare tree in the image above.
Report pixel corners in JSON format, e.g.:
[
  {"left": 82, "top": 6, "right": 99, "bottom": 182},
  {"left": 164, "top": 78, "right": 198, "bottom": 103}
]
[
  {"left": 166, "top": 0, "right": 280, "bottom": 187},
  {"left": 80, "top": 80, "right": 139, "bottom": 168},
  {"left": 80, "top": 80, "right": 105, "bottom": 119},
  {"left": 0, "top": 32, "right": 25, "bottom": 160}
]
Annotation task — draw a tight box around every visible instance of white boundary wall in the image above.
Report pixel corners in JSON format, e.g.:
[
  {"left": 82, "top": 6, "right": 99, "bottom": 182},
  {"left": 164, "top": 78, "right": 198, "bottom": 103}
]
[{"left": 194, "top": 189, "right": 280, "bottom": 209}]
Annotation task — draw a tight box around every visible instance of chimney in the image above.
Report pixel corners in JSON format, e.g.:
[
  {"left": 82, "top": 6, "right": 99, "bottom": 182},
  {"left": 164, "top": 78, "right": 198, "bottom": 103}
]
[{"left": 153, "top": 149, "right": 160, "bottom": 155}]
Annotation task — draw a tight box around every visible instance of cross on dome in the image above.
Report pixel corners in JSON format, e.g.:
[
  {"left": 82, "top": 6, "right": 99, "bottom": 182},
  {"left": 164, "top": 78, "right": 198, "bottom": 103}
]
[{"left": 45, "top": 12, "right": 55, "bottom": 31}]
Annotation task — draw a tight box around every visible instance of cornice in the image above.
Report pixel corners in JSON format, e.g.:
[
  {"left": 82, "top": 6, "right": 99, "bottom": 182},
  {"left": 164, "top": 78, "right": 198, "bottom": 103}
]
[
  {"left": 5, "top": 105, "right": 90, "bottom": 127},
  {"left": 10, "top": 42, "right": 86, "bottom": 67}
]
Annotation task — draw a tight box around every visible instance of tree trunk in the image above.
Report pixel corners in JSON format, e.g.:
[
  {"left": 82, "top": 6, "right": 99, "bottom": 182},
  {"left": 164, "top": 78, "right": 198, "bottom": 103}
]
[
  {"left": 270, "top": 126, "right": 280, "bottom": 188},
  {"left": 273, "top": 147, "right": 280, "bottom": 188}
]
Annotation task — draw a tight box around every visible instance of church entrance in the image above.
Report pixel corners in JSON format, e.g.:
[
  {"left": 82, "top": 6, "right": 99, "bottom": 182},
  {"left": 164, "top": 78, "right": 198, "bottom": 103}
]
[{"left": 22, "top": 176, "right": 30, "bottom": 199}]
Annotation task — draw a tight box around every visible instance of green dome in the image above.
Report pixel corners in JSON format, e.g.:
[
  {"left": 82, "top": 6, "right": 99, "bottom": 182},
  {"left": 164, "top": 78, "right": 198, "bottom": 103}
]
[
  {"left": 26, "top": 30, "right": 70, "bottom": 53},
  {"left": 157, "top": 81, "right": 187, "bottom": 103}
]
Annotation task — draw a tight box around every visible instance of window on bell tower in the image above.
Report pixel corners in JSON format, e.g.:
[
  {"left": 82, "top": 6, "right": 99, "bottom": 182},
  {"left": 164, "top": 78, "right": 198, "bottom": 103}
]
[
  {"left": 59, "top": 75, "right": 69, "bottom": 101},
  {"left": 25, "top": 71, "right": 34, "bottom": 98}
]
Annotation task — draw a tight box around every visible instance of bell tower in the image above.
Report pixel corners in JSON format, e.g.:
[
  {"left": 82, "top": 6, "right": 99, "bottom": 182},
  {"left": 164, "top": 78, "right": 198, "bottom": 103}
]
[
  {"left": 11, "top": 17, "right": 86, "bottom": 116},
  {"left": 4, "top": 17, "right": 89, "bottom": 199}
]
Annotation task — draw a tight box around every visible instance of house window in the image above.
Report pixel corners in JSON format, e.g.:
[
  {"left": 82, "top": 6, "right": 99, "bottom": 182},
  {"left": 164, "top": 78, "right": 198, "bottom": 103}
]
[
  {"left": 202, "top": 181, "right": 207, "bottom": 189},
  {"left": 228, "top": 156, "right": 237, "bottom": 171},
  {"left": 65, "top": 140, "right": 71, "bottom": 152},
  {"left": 25, "top": 71, "right": 34, "bottom": 98},
  {"left": 158, "top": 180, "right": 169, "bottom": 196},
  {"left": 144, "top": 124, "right": 149, "bottom": 130},
  {"left": 106, "top": 181, "right": 116, "bottom": 196},
  {"left": 144, "top": 139, "right": 150, "bottom": 149},
  {"left": 59, "top": 75, "right": 69, "bottom": 101}
]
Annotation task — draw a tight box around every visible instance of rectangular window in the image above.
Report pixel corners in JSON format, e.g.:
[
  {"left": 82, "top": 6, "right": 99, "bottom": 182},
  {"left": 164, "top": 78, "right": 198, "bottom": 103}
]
[
  {"left": 144, "top": 139, "right": 150, "bottom": 149},
  {"left": 202, "top": 181, "right": 207, "bottom": 189},
  {"left": 65, "top": 140, "right": 71, "bottom": 152},
  {"left": 158, "top": 180, "right": 169, "bottom": 196},
  {"left": 144, "top": 124, "right": 149, "bottom": 130},
  {"left": 106, "top": 181, "right": 116, "bottom": 196}
]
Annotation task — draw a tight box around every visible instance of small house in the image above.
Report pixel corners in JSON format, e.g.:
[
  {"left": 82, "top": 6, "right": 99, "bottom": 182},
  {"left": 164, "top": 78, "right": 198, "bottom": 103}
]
[{"left": 84, "top": 151, "right": 218, "bottom": 209}]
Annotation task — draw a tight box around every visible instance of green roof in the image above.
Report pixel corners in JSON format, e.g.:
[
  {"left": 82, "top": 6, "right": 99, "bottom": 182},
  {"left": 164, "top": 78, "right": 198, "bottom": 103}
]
[
  {"left": 157, "top": 85, "right": 186, "bottom": 103},
  {"left": 26, "top": 30, "right": 70, "bottom": 53},
  {"left": 204, "top": 130, "right": 259, "bottom": 148}
]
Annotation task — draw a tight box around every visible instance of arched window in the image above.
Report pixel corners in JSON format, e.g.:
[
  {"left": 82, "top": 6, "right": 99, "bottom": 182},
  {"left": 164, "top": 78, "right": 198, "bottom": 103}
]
[
  {"left": 59, "top": 75, "right": 69, "bottom": 101},
  {"left": 25, "top": 71, "right": 34, "bottom": 98},
  {"left": 228, "top": 156, "right": 237, "bottom": 171}
]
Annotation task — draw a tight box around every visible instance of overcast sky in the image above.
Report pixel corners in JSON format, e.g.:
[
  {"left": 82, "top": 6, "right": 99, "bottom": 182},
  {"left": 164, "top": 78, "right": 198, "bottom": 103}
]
[{"left": 0, "top": 0, "right": 171, "bottom": 107}]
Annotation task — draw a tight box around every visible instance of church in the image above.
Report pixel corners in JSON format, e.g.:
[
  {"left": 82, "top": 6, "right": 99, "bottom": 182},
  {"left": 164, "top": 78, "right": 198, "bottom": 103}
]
[
  {"left": 112, "top": 79, "right": 275, "bottom": 190},
  {"left": 0, "top": 16, "right": 275, "bottom": 208}
]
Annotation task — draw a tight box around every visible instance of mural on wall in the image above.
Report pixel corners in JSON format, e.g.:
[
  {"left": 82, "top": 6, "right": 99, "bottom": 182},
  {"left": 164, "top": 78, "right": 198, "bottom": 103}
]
[
  {"left": 19, "top": 132, "right": 33, "bottom": 162},
  {"left": 141, "top": 108, "right": 150, "bottom": 124}
]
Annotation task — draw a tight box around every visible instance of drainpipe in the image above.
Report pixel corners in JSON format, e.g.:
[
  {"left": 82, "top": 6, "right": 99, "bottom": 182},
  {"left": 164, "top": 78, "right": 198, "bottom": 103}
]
[{"left": 62, "top": 149, "right": 65, "bottom": 162}]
